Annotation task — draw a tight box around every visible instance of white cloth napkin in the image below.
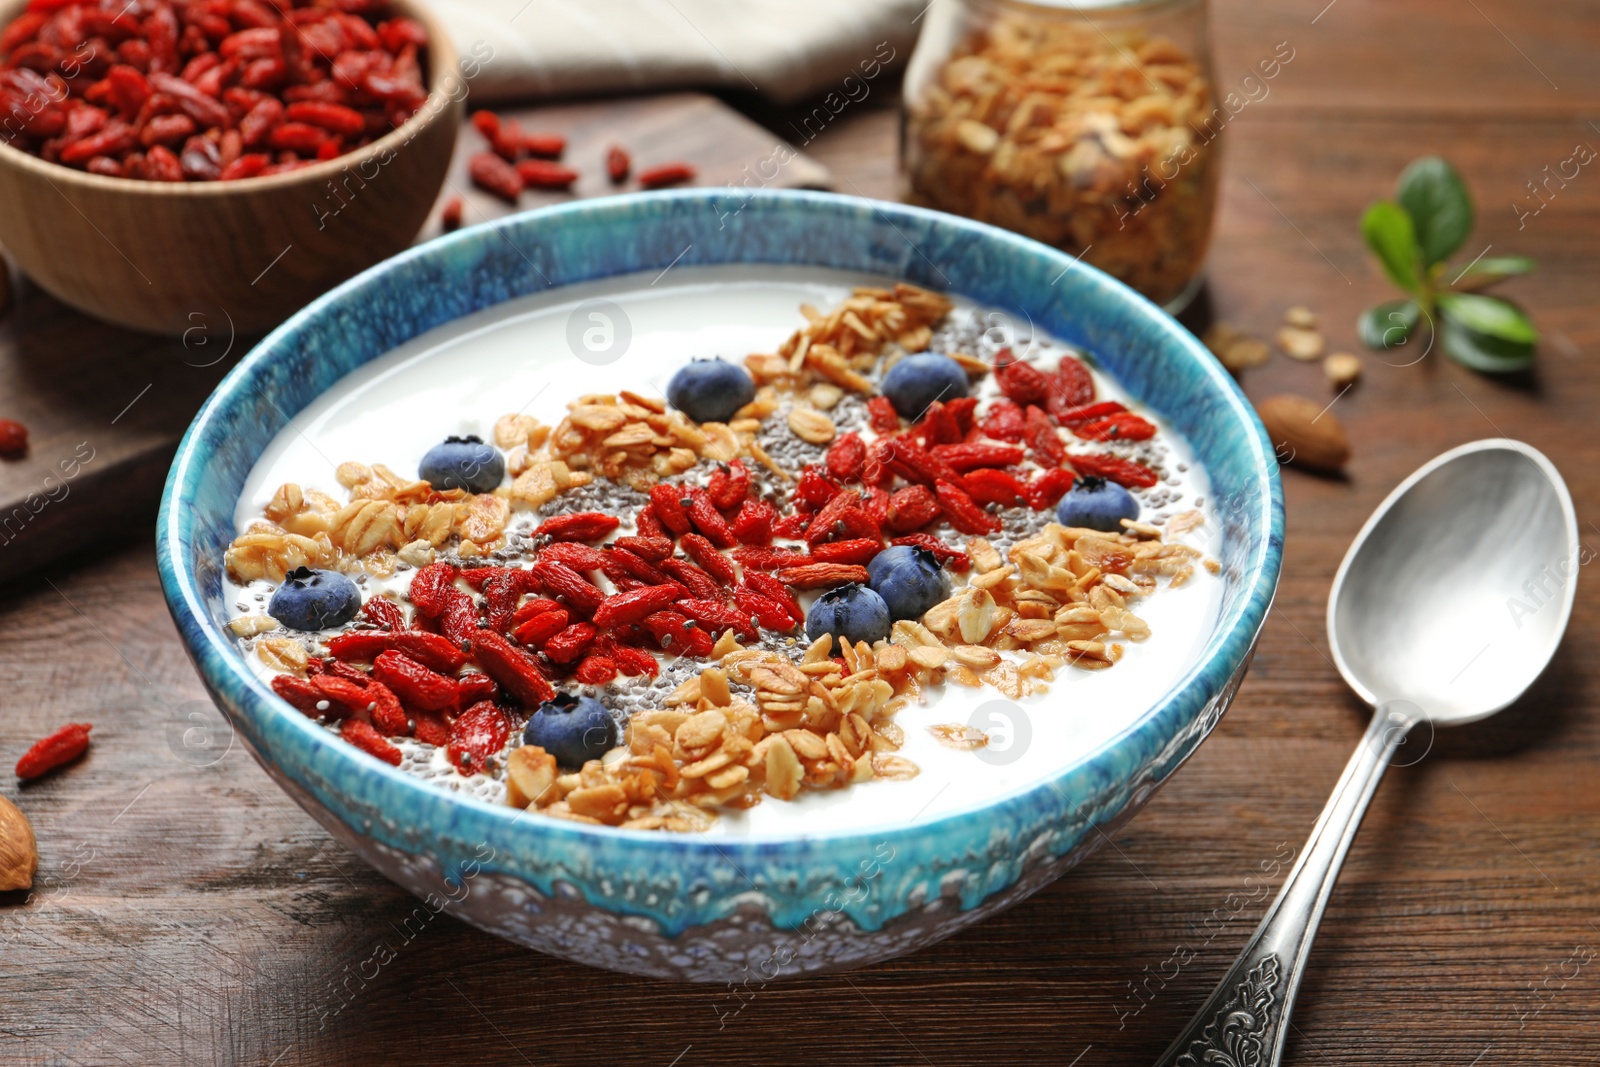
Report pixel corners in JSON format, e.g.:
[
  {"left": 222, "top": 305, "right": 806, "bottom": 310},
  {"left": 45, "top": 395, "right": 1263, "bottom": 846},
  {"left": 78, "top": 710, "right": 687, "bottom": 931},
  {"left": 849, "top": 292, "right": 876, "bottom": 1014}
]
[{"left": 432, "top": 0, "right": 924, "bottom": 104}]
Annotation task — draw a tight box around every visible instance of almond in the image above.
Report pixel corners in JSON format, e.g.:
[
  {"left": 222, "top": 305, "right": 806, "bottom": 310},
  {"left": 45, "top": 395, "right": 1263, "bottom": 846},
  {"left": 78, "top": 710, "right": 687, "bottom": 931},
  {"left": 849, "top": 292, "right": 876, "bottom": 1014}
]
[
  {"left": 1256, "top": 393, "right": 1350, "bottom": 472},
  {"left": 0, "top": 793, "right": 38, "bottom": 891}
]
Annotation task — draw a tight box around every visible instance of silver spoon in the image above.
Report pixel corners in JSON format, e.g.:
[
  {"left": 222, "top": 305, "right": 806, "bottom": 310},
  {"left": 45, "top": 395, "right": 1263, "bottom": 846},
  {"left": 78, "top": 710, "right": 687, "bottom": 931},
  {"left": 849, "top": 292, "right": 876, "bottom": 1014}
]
[{"left": 1154, "top": 438, "right": 1579, "bottom": 1067}]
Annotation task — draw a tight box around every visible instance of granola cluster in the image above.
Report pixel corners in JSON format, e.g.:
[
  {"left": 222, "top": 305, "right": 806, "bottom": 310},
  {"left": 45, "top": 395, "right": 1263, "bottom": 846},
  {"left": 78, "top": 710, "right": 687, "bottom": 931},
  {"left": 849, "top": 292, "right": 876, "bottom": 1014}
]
[{"left": 904, "top": 14, "right": 1219, "bottom": 305}]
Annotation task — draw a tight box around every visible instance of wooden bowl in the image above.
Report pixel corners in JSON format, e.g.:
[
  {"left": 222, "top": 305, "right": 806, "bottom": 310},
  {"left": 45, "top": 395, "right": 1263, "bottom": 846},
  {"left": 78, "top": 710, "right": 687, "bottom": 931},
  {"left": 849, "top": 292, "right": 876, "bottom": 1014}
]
[{"left": 0, "top": 0, "right": 460, "bottom": 335}]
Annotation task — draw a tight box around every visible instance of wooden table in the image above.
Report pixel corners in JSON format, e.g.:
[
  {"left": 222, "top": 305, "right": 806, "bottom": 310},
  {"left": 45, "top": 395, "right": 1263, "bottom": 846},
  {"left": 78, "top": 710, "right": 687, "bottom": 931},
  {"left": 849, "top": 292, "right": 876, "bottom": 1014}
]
[{"left": 3, "top": 1, "right": 1598, "bottom": 1063}]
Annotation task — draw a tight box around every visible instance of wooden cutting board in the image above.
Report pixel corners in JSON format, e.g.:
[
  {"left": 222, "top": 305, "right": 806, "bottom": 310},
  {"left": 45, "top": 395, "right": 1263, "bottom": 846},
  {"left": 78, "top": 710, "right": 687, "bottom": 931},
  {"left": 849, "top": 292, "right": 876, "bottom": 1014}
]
[{"left": 0, "top": 92, "right": 831, "bottom": 586}]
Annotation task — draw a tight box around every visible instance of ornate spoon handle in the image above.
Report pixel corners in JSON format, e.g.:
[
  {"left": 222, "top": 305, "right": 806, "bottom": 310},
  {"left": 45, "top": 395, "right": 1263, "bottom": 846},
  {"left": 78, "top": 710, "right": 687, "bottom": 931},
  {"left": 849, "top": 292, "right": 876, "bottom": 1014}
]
[{"left": 1152, "top": 702, "right": 1418, "bottom": 1067}]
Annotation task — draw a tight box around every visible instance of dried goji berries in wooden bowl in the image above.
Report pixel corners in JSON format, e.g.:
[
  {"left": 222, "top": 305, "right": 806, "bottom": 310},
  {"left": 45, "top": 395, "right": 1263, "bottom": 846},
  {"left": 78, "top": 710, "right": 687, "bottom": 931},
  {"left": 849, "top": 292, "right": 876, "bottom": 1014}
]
[{"left": 0, "top": 0, "right": 461, "bottom": 334}]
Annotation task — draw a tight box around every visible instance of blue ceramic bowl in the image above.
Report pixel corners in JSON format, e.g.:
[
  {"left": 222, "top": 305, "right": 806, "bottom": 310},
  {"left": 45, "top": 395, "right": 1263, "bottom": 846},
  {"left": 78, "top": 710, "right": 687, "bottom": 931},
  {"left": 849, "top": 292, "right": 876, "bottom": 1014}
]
[{"left": 157, "top": 190, "right": 1283, "bottom": 982}]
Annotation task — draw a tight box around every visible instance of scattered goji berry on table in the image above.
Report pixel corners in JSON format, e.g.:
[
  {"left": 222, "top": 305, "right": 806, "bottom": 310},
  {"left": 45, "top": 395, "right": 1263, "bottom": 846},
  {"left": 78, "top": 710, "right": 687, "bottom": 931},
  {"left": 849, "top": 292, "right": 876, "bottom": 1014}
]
[
  {"left": 15, "top": 722, "right": 92, "bottom": 780},
  {"left": 521, "top": 131, "right": 565, "bottom": 158},
  {"left": 637, "top": 161, "right": 695, "bottom": 189},
  {"left": 516, "top": 158, "right": 578, "bottom": 190},
  {"left": 0, "top": 419, "right": 27, "bottom": 457},
  {"left": 605, "top": 144, "right": 630, "bottom": 182},
  {"left": 469, "top": 151, "right": 523, "bottom": 203},
  {"left": 440, "top": 196, "right": 464, "bottom": 232}
]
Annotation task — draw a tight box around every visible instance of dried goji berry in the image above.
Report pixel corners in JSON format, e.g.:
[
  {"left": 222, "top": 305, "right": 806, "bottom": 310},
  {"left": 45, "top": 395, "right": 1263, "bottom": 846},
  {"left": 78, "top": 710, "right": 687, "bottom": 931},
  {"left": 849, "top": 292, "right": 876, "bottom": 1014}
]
[
  {"left": 995, "top": 356, "right": 1049, "bottom": 405},
  {"left": 440, "top": 195, "right": 464, "bottom": 232},
  {"left": 658, "top": 558, "right": 722, "bottom": 601},
  {"left": 867, "top": 396, "right": 900, "bottom": 435},
  {"left": 731, "top": 498, "right": 777, "bottom": 545},
  {"left": 605, "top": 143, "right": 630, "bottom": 182},
  {"left": 372, "top": 650, "right": 457, "bottom": 712},
  {"left": 640, "top": 611, "right": 710, "bottom": 656},
  {"left": 469, "top": 150, "right": 522, "bottom": 202},
  {"left": 637, "top": 161, "right": 695, "bottom": 188},
  {"left": 539, "top": 542, "right": 607, "bottom": 572},
  {"left": 808, "top": 538, "right": 881, "bottom": 566},
  {"left": 574, "top": 654, "right": 618, "bottom": 685},
  {"left": 882, "top": 437, "right": 964, "bottom": 489},
  {"left": 446, "top": 701, "right": 509, "bottom": 775},
  {"left": 733, "top": 586, "right": 797, "bottom": 631},
  {"left": 604, "top": 640, "right": 659, "bottom": 678},
  {"left": 707, "top": 459, "right": 751, "bottom": 511},
  {"left": 15, "top": 722, "right": 92, "bottom": 780},
  {"left": 511, "top": 598, "right": 563, "bottom": 627},
  {"left": 360, "top": 596, "right": 406, "bottom": 631},
  {"left": 648, "top": 486, "right": 694, "bottom": 537},
  {"left": 535, "top": 511, "right": 620, "bottom": 542},
  {"left": 521, "top": 131, "right": 565, "bottom": 158},
  {"left": 613, "top": 535, "right": 673, "bottom": 562},
  {"left": 947, "top": 397, "right": 979, "bottom": 436},
  {"left": 408, "top": 562, "right": 459, "bottom": 617},
  {"left": 962, "top": 468, "right": 1027, "bottom": 508},
  {"left": 600, "top": 547, "right": 675, "bottom": 589},
  {"left": 825, "top": 431, "right": 866, "bottom": 484},
  {"left": 742, "top": 570, "right": 804, "bottom": 624},
  {"left": 516, "top": 157, "right": 577, "bottom": 189},
  {"left": 327, "top": 631, "right": 468, "bottom": 674},
  {"left": 771, "top": 512, "right": 811, "bottom": 540},
  {"left": 803, "top": 488, "right": 862, "bottom": 544},
  {"left": 1024, "top": 405, "right": 1065, "bottom": 468},
  {"left": 634, "top": 503, "right": 669, "bottom": 541},
  {"left": 677, "top": 598, "right": 758, "bottom": 640},
  {"left": 309, "top": 656, "right": 380, "bottom": 687},
  {"left": 1046, "top": 356, "right": 1097, "bottom": 418},
  {"left": 862, "top": 486, "right": 891, "bottom": 529},
  {"left": 343, "top": 719, "right": 402, "bottom": 767},
  {"left": 593, "top": 585, "right": 682, "bottom": 629},
  {"left": 678, "top": 487, "right": 736, "bottom": 547},
  {"left": 529, "top": 560, "right": 606, "bottom": 614},
  {"left": 1073, "top": 412, "right": 1157, "bottom": 442},
  {"left": 918, "top": 400, "right": 962, "bottom": 446},
  {"left": 930, "top": 441, "right": 1026, "bottom": 471},
  {"left": 794, "top": 464, "right": 840, "bottom": 512},
  {"left": 440, "top": 588, "right": 480, "bottom": 648},
  {"left": 542, "top": 621, "right": 597, "bottom": 664},
  {"left": 1051, "top": 400, "right": 1127, "bottom": 425},
  {"left": 679, "top": 533, "right": 739, "bottom": 585},
  {"left": 471, "top": 631, "right": 556, "bottom": 704},
  {"left": 935, "top": 479, "right": 1001, "bottom": 535},
  {"left": 481, "top": 568, "right": 526, "bottom": 632},
  {"left": 732, "top": 546, "right": 810, "bottom": 570},
  {"left": 890, "top": 533, "right": 971, "bottom": 572},
  {"left": 271, "top": 674, "right": 323, "bottom": 715},
  {"left": 1024, "top": 468, "right": 1077, "bottom": 510},
  {"left": 456, "top": 672, "right": 500, "bottom": 706},
  {"left": 981, "top": 399, "right": 1026, "bottom": 442},
  {"left": 775, "top": 563, "right": 870, "bottom": 589},
  {"left": 1067, "top": 452, "right": 1159, "bottom": 489},
  {"left": 412, "top": 710, "right": 449, "bottom": 747},
  {"left": 0, "top": 419, "right": 29, "bottom": 457},
  {"left": 885, "top": 484, "right": 941, "bottom": 533},
  {"left": 513, "top": 606, "right": 570, "bottom": 648},
  {"left": 285, "top": 100, "right": 365, "bottom": 137}
]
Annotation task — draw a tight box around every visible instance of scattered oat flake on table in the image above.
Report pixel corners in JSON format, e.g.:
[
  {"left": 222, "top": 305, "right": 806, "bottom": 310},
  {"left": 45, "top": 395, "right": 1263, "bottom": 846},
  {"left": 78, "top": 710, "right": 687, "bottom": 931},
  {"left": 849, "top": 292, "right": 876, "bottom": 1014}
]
[
  {"left": 1284, "top": 306, "right": 1318, "bottom": 328},
  {"left": 1202, "top": 322, "right": 1270, "bottom": 372},
  {"left": 1324, "top": 352, "right": 1362, "bottom": 387},
  {"left": 1276, "top": 325, "right": 1325, "bottom": 361}
]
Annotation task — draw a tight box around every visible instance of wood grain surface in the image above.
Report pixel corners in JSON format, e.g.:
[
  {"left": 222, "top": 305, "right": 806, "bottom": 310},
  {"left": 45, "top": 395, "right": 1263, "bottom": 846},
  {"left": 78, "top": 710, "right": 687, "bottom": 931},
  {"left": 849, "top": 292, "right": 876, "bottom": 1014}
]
[
  {"left": 3, "top": 1, "right": 1599, "bottom": 1064},
  {"left": 0, "top": 90, "right": 827, "bottom": 588}
]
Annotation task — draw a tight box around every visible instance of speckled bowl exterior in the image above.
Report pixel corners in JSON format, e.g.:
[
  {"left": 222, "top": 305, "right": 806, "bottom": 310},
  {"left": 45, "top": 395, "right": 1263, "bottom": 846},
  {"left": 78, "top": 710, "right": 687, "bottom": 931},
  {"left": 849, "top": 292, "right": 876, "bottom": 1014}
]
[{"left": 157, "top": 190, "right": 1284, "bottom": 983}]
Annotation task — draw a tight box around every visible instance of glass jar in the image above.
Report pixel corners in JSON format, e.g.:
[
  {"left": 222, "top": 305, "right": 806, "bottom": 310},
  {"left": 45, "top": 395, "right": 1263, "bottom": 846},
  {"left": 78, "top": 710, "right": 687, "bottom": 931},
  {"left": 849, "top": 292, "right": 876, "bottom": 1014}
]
[{"left": 901, "top": 0, "right": 1221, "bottom": 311}]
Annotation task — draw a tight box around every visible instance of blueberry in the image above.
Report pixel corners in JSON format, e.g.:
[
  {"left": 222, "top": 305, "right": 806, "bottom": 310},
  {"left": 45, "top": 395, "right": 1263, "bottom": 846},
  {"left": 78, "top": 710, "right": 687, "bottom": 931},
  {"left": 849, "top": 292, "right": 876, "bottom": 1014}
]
[
  {"left": 879, "top": 353, "right": 968, "bottom": 419},
  {"left": 1056, "top": 476, "right": 1139, "bottom": 532},
  {"left": 524, "top": 693, "right": 619, "bottom": 770},
  {"left": 267, "top": 566, "right": 361, "bottom": 632},
  {"left": 867, "top": 545, "right": 949, "bottom": 622},
  {"left": 805, "top": 583, "right": 891, "bottom": 648},
  {"left": 419, "top": 435, "right": 504, "bottom": 493},
  {"left": 666, "top": 358, "right": 756, "bottom": 424}
]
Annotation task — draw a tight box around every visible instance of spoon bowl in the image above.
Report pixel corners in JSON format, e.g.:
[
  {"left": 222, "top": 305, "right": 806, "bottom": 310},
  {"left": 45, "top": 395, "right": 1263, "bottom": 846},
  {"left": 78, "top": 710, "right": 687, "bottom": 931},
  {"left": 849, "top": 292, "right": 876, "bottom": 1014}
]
[{"left": 1329, "top": 439, "right": 1579, "bottom": 725}]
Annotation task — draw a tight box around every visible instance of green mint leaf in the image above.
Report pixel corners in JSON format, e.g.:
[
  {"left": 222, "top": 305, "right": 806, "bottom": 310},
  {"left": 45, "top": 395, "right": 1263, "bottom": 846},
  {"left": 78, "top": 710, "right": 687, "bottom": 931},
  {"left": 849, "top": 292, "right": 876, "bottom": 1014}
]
[
  {"left": 1440, "top": 313, "right": 1535, "bottom": 373},
  {"left": 1397, "top": 156, "right": 1474, "bottom": 266},
  {"left": 1361, "top": 200, "right": 1422, "bottom": 293},
  {"left": 1438, "top": 293, "right": 1538, "bottom": 344},
  {"left": 1358, "top": 299, "right": 1421, "bottom": 349},
  {"left": 1451, "top": 254, "right": 1535, "bottom": 289}
]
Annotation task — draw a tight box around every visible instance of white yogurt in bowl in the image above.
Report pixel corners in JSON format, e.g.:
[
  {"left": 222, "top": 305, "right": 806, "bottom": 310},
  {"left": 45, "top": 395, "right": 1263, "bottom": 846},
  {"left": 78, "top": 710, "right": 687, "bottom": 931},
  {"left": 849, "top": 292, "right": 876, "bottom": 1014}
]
[{"left": 222, "top": 264, "right": 1222, "bottom": 840}]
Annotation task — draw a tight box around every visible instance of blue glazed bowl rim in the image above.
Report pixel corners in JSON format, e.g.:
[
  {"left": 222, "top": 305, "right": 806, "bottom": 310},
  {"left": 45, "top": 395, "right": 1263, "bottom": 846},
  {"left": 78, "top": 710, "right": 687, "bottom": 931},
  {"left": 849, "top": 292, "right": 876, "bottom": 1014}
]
[{"left": 158, "top": 188, "right": 1283, "bottom": 860}]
